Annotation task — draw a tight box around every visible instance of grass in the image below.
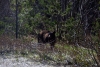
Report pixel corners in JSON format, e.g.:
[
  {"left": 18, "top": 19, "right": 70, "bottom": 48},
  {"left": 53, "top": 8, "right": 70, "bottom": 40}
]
[{"left": 0, "top": 35, "right": 98, "bottom": 67}]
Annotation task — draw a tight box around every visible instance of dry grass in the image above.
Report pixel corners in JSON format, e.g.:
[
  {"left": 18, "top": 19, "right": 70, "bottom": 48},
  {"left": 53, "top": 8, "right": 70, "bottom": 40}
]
[
  {"left": 0, "top": 35, "right": 32, "bottom": 54},
  {"left": 0, "top": 35, "right": 98, "bottom": 67}
]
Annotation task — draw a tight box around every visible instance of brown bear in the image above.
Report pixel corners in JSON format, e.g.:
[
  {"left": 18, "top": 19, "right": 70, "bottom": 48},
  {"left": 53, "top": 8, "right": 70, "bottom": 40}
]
[{"left": 38, "top": 30, "right": 56, "bottom": 49}]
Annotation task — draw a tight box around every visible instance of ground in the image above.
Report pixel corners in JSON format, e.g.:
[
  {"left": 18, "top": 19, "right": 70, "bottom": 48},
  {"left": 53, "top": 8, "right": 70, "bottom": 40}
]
[{"left": 0, "top": 54, "right": 72, "bottom": 67}]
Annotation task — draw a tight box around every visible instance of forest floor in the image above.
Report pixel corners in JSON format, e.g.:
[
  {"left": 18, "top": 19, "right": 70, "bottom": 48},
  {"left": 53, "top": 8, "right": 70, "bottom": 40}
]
[
  {"left": 0, "top": 54, "right": 72, "bottom": 67},
  {"left": 0, "top": 35, "right": 97, "bottom": 67}
]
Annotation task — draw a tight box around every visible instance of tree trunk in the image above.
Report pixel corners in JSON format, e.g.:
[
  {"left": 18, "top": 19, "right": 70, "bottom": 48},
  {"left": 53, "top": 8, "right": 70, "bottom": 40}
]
[
  {"left": 97, "top": 29, "right": 100, "bottom": 65},
  {"left": 0, "top": 0, "right": 10, "bottom": 20}
]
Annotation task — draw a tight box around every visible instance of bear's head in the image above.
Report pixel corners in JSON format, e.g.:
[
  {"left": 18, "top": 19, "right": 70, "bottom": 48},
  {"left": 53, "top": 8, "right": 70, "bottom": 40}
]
[{"left": 38, "top": 30, "right": 56, "bottom": 49}]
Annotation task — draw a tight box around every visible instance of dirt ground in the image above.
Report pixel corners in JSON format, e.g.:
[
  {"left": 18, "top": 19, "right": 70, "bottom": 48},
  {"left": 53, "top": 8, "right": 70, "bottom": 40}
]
[{"left": 0, "top": 54, "right": 72, "bottom": 67}]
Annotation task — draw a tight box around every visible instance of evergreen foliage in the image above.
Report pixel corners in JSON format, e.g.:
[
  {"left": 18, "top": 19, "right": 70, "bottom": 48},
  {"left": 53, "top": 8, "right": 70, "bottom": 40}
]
[{"left": 0, "top": 0, "right": 100, "bottom": 66}]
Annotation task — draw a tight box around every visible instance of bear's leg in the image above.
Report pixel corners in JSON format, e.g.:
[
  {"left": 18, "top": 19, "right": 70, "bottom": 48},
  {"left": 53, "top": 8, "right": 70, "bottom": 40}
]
[{"left": 50, "top": 42, "right": 55, "bottom": 51}]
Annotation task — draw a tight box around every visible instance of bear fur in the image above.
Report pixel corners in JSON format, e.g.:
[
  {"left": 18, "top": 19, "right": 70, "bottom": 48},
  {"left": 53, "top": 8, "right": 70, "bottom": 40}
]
[{"left": 38, "top": 30, "right": 56, "bottom": 49}]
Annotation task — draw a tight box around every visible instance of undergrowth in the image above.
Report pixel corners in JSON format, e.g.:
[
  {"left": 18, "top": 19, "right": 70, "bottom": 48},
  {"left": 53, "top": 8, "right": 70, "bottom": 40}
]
[{"left": 0, "top": 35, "right": 98, "bottom": 67}]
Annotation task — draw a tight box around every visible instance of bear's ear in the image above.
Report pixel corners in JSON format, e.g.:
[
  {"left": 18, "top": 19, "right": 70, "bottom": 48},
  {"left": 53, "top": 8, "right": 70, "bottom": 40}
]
[{"left": 53, "top": 31, "right": 55, "bottom": 34}]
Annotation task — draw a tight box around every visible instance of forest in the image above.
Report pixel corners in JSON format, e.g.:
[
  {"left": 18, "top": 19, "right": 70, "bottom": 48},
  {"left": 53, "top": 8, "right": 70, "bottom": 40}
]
[{"left": 0, "top": 0, "right": 100, "bottom": 67}]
